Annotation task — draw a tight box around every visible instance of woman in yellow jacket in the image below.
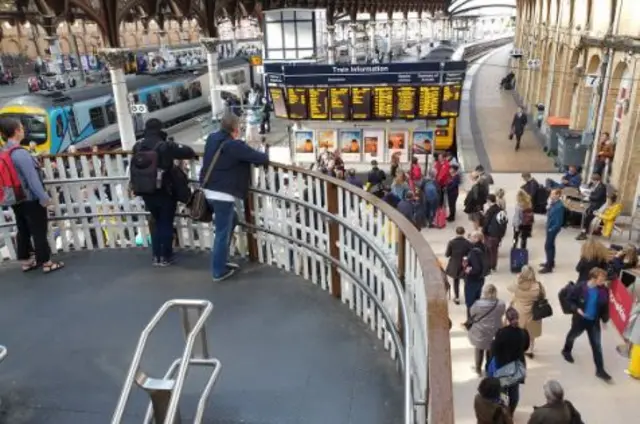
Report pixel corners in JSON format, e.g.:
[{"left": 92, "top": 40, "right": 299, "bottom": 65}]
[{"left": 594, "top": 193, "right": 622, "bottom": 237}]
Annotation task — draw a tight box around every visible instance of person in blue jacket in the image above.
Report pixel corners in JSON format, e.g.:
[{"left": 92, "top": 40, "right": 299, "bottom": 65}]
[
  {"left": 200, "top": 112, "right": 269, "bottom": 282},
  {"left": 421, "top": 172, "right": 439, "bottom": 227},
  {"left": 539, "top": 188, "right": 565, "bottom": 274},
  {"left": 545, "top": 165, "right": 582, "bottom": 189},
  {"left": 561, "top": 267, "right": 612, "bottom": 382}
]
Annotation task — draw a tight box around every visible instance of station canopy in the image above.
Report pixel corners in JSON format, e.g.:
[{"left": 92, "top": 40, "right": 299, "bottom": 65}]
[{"left": 0, "top": 1, "right": 451, "bottom": 48}]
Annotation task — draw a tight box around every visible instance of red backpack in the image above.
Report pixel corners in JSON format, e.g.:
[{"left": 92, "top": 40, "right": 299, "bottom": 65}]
[{"left": 0, "top": 145, "right": 25, "bottom": 206}]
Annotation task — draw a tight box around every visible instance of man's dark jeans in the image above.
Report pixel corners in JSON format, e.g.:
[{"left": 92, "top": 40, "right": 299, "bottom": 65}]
[
  {"left": 563, "top": 314, "right": 605, "bottom": 372},
  {"left": 143, "top": 194, "right": 177, "bottom": 260},
  {"left": 207, "top": 199, "right": 238, "bottom": 278},
  {"left": 544, "top": 229, "right": 560, "bottom": 268},
  {"left": 11, "top": 200, "right": 51, "bottom": 264},
  {"left": 464, "top": 277, "right": 484, "bottom": 317}
]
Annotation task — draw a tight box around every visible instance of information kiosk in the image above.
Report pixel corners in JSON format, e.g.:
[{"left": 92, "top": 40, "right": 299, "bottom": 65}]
[{"left": 265, "top": 61, "right": 466, "bottom": 167}]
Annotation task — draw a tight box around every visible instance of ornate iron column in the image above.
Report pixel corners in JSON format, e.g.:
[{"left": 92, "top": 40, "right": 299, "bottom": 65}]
[{"left": 200, "top": 37, "right": 224, "bottom": 119}]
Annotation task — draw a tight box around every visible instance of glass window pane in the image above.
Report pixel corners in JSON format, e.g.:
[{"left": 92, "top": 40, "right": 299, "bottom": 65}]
[
  {"left": 265, "top": 11, "right": 282, "bottom": 22},
  {"left": 282, "top": 11, "right": 294, "bottom": 20},
  {"left": 266, "top": 22, "right": 283, "bottom": 49},
  {"left": 285, "top": 50, "right": 298, "bottom": 59},
  {"left": 268, "top": 50, "right": 284, "bottom": 60},
  {"left": 295, "top": 11, "right": 312, "bottom": 20},
  {"left": 296, "top": 22, "right": 313, "bottom": 48},
  {"left": 284, "top": 23, "right": 296, "bottom": 48},
  {"left": 299, "top": 49, "right": 314, "bottom": 59}
]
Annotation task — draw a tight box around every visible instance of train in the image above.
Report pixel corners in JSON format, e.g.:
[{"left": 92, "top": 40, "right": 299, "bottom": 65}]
[{"left": 0, "top": 57, "right": 257, "bottom": 154}]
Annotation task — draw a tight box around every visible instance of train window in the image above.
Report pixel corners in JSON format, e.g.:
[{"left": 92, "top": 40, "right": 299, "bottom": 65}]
[
  {"left": 189, "top": 81, "right": 202, "bottom": 98},
  {"left": 55, "top": 115, "right": 64, "bottom": 138},
  {"left": 224, "top": 70, "right": 246, "bottom": 85},
  {"left": 146, "top": 93, "right": 160, "bottom": 112},
  {"left": 68, "top": 109, "right": 79, "bottom": 137},
  {"left": 161, "top": 88, "right": 174, "bottom": 107},
  {"left": 105, "top": 103, "right": 116, "bottom": 125},
  {"left": 89, "top": 107, "right": 106, "bottom": 130},
  {"left": 177, "top": 85, "right": 189, "bottom": 102}
]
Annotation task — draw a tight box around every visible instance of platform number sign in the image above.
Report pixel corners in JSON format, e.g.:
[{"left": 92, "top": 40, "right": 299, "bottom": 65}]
[
  {"left": 585, "top": 74, "right": 601, "bottom": 88},
  {"left": 130, "top": 104, "right": 148, "bottom": 114}
]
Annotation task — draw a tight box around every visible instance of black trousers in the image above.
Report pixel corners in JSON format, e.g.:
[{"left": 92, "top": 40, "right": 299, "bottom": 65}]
[
  {"left": 11, "top": 200, "right": 51, "bottom": 264},
  {"left": 513, "top": 229, "right": 529, "bottom": 249},
  {"left": 447, "top": 190, "right": 458, "bottom": 219}
]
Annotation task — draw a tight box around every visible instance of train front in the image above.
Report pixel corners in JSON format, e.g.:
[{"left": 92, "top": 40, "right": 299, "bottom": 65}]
[{"left": 0, "top": 101, "right": 51, "bottom": 154}]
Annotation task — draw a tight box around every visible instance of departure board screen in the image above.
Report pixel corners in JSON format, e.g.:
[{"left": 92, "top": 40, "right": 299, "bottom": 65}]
[
  {"left": 308, "top": 88, "right": 329, "bottom": 120},
  {"left": 373, "top": 87, "right": 394, "bottom": 120},
  {"left": 351, "top": 87, "right": 372, "bottom": 120},
  {"left": 394, "top": 86, "right": 417, "bottom": 119},
  {"left": 269, "top": 87, "right": 288, "bottom": 119},
  {"left": 330, "top": 87, "right": 350, "bottom": 120},
  {"left": 417, "top": 86, "right": 441, "bottom": 119},
  {"left": 286, "top": 87, "right": 308, "bottom": 120},
  {"left": 440, "top": 84, "right": 462, "bottom": 118}
]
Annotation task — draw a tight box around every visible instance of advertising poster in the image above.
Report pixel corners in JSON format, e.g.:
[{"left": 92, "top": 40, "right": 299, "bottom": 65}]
[
  {"left": 387, "top": 130, "right": 409, "bottom": 162},
  {"left": 412, "top": 130, "right": 434, "bottom": 155},
  {"left": 609, "top": 278, "right": 634, "bottom": 336},
  {"left": 339, "top": 129, "right": 363, "bottom": 162},
  {"left": 363, "top": 129, "right": 386, "bottom": 163},
  {"left": 294, "top": 130, "right": 315, "bottom": 163},
  {"left": 317, "top": 130, "right": 337, "bottom": 152}
]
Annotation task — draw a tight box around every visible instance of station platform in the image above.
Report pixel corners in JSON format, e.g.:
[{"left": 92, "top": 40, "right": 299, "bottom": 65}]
[
  {"left": 0, "top": 250, "right": 402, "bottom": 423},
  {"left": 429, "top": 173, "right": 639, "bottom": 423},
  {"left": 459, "top": 45, "right": 557, "bottom": 173}
]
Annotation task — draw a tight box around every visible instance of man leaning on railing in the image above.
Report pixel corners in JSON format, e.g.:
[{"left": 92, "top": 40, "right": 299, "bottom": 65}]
[{"left": 199, "top": 112, "right": 269, "bottom": 282}]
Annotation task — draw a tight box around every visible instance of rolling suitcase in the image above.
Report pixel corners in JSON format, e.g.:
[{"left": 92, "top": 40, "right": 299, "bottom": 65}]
[{"left": 510, "top": 247, "right": 529, "bottom": 273}]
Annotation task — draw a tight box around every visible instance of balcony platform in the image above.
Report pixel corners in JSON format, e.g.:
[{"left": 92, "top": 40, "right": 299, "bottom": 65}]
[{"left": 0, "top": 250, "right": 402, "bottom": 424}]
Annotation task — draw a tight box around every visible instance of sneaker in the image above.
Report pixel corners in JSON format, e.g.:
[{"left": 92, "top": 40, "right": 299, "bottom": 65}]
[
  {"left": 226, "top": 261, "right": 240, "bottom": 269},
  {"left": 212, "top": 267, "right": 237, "bottom": 282},
  {"left": 596, "top": 369, "right": 612, "bottom": 382},
  {"left": 561, "top": 351, "right": 575, "bottom": 363},
  {"left": 153, "top": 257, "right": 161, "bottom": 267},
  {"left": 539, "top": 267, "right": 553, "bottom": 274}
]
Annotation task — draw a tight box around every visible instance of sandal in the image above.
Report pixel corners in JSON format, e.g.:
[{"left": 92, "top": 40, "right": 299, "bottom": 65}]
[
  {"left": 22, "top": 261, "right": 39, "bottom": 272},
  {"left": 42, "top": 261, "right": 65, "bottom": 274}
]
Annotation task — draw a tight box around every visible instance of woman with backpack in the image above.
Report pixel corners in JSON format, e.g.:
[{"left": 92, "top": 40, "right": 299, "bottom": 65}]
[
  {"left": 0, "top": 117, "right": 64, "bottom": 273},
  {"left": 513, "top": 189, "right": 534, "bottom": 249}
]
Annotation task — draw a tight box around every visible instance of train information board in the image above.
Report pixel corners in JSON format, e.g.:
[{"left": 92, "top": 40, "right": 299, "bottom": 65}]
[
  {"left": 287, "top": 87, "right": 308, "bottom": 120},
  {"left": 329, "top": 87, "right": 350, "bottom": 120},
  {"left": 269, "top": 87, "right": 288, "bottom": 119},
  {"left": 440, "top": 84, "right": 462, "bottom": 118},
  {"left": 351, "top": 87, "right": 372, "bottom": 120},
  {"left": 417, "top": 86, "right": 441, "bottom": 118},
  {"left": 373, "top": 87, "right": 395, "bottom": 120},
  {"left": 308, "top": 87, "right": 329, "bottom": 120},
  {"left": 395, "top": 86, "right": 417, "bottom": 120}
]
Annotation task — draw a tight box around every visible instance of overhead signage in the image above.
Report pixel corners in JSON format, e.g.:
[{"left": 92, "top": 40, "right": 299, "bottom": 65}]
[
  {"left": 395, "top": 86, "right": 417, "bottom": 120},
  {"left": 268, "top": 87, "right": 288, "bottom": 119},
  {"left": 373, "top": 87, "right": 394, "bottom": 120},
  {"left": 280, "top": 63, "right": 444, "bottom": 85},
  {"left": 351, "top": 87, "right": 372, "bottom": 120},
  {"left": 329, "top": 87, "right": 350, "bottom": 120},
  {"left": 417, "top": 86, "right": 441, "bottom": 119},
  {"left": 287, "top": 87, "right": 308, "bottom": 120},
  {"left": 308, "top": 87, "right": 329, "bottom": 120},
  {"left": 440, "top": 84, "right": 462, "bottom": 118}
]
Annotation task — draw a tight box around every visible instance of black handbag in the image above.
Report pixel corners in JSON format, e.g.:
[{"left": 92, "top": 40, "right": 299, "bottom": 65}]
[
  {"left": 463, "top": 300, "right": 498, "bottom": 330},
  {"left": 187, "top": 141, "right": 228, "bottom": 222},
  {"left": 532, "top": 282, "right": 553, "bottom": 320}
]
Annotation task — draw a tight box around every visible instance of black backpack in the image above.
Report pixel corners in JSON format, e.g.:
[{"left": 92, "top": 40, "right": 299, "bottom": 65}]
[
  {"left": 130, "top": 143, "right": 164, "bottom": 196},
  {"left": 558, "top": 281, "right": 576, "bottom": 314}
]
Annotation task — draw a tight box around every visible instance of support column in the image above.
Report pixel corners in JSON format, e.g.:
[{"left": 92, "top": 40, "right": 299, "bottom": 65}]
[
  {"left": 369, "top": 21, "right": 376, "bottom": 57},
  {"left": 200, "top": 38, "right": 224, "bottom": 119},
  {"left": 99, "top": 48, "right": 136, "bottom": 150},
  {"left": 401, "top": 19, "right": 408, "bottom": 50},
  {"left": 386, "top": 23, "right": 392, "bottom": 55},
  {"left": 349, "top": 22, "right": 358, "bottom": 64},
  {"left": 44, "top": 35, "right": 62, "bottom": 75},
  {"left": 67, "top": 22, "right": 86, "bottom": 83},
  {"left": 327, "top": 25, "right": 336, "bottom": 64}
]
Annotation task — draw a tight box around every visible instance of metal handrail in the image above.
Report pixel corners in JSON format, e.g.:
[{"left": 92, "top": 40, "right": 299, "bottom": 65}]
[{"left": 111, "top": 299, "right": 214, "bottom": 424}]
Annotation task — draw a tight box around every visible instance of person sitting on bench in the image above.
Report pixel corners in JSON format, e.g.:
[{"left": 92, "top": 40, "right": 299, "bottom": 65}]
[
  {"left": 545, "top": 165, "right": 582, "bottom": 189},
  {"left": 575, "top": 173, "right": 608, "bottom": 240}
]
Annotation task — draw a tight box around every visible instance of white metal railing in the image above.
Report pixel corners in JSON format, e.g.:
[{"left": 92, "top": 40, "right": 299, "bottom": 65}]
[{"left": 0, "top": 154, "right": 453, "bottom": 423}]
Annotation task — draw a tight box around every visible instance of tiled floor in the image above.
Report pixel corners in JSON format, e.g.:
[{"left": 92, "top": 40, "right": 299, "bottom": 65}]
[
  {"left": 426, "top": 173, "right": 639, "bottom": 424},
  {"left": 0, "top": 251, "right": 402, "bottom": 424}
]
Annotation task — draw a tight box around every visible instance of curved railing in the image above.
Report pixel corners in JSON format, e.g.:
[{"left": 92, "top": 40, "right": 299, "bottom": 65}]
[{"left": 0, "top": 153, "right": 453, "bottom": 423}]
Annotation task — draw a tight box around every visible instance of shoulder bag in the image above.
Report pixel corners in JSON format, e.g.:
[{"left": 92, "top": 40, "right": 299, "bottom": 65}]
[
  {"left": 463, "top": 300, "right": 498, "bottom": 330},
  {"left": 188, "top": 141, "right": 229, "bottom": 222},
  {"left": 532, "top": 282, "right": 553, "bottom": 320}
]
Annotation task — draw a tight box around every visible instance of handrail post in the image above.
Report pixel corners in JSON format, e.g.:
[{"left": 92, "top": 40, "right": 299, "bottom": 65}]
[{"left": 325, "top": 180, "right": 342, "bottom": 298}]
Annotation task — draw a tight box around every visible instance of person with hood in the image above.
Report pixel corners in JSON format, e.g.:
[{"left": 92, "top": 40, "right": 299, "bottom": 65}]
[
  {"left": 367, "top": 160, "right": 386, "bottom": 197},
  {"left": 345, "top": 168, "right": 363, "bottom": 188},
  {"left": 527, "top": 380, "right": 584, "bottom": 424},
  {"left": 468, "top": 283, "right": 506, "bottom": 375},
  {"left": 420, "top": 171, "right": 439, "bottom": 227},
  {"left": 434, "top": 153, "right": 451, "bottom": 205},
  {"left": 482, "top": 194, "right": 506, "bottom": 271},
  {"left": 200, "top": 112, "right": 269, "bottom": 282},
  {"left": 474, "top": 377, "right": 513, "bottom": 424},
  {"left": 445, "top": 226, "right": 472, "bottom": 304},
  {"left": 464, "top": 172, "right": 488, "bottom": 225},
  {"left": 131, "top": 118, "right": 196, "bottom": 266},
  {"left": 463, "top": 230, "right": 488, "bottom": 316},
  {"left": 397, "top": 191, "right": 416, "bottom": 226}
]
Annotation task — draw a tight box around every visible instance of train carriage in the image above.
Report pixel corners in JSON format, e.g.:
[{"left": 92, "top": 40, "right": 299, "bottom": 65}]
[{"left": 0, "top": 57, "right": 256, "bottom": 154}]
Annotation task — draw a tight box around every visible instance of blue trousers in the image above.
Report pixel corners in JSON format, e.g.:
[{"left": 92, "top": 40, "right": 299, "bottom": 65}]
[
  {"left": 544, "top": 229, "right": 560, "bottom": 268},
  {"left": 208, "top": 199, "right": 238, "bottom": 278},
  {"left": 143, "top": 194, "right": 177, "bottom": 260},
  {"left": 464, "top": 277, "right": 484, "bottom": 316}
]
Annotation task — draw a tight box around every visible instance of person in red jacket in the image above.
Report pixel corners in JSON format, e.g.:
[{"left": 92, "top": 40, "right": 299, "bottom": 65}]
[
  {"left": 409, "top": 156, "right": 423, "bottom": 192},
  {"left": 434, "top": 153, "right": 451, "bottom": 205}
]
